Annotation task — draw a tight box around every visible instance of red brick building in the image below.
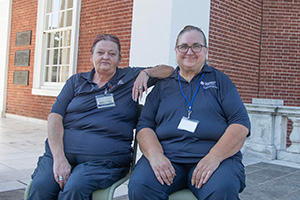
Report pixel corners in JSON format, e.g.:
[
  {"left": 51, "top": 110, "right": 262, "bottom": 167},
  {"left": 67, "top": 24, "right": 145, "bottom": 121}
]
[{"left": 1, "top": 0, "right": 299, "bottom": 120}]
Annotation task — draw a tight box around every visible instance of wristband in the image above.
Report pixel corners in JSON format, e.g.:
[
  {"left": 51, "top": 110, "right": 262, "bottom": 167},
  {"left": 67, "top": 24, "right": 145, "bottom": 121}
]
[{"left": 142, "top": 70, "right": 151, "bottom": 77}]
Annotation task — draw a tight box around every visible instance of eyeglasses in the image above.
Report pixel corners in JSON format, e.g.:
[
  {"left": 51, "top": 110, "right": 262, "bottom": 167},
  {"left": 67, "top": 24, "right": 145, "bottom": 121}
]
[{"left": 176, "top": 44, "right": 206, "bottom": 53}]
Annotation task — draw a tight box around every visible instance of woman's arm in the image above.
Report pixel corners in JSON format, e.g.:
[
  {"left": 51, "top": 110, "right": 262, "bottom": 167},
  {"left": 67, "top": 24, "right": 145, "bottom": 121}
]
[
  {"left": 145, "top": 65, "right": 174, "bottom": 79},
  {"left": 47, "top": 112, "right": 71, "bottom": 189},
  {"left": 132, "top": 65, "right": 174, "bottom": 101},
  {"left": 191, "top": 123, "right": 249, "bottom": 189},
  {"left": 137, "top": 128, "right": 176, "bottom": 186}
]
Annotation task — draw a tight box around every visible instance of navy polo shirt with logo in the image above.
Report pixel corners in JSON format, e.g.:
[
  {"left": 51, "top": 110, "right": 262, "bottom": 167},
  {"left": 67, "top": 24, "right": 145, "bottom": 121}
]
[
  {"left": 137, "top": 65, "right": 251, "bottom": 163},
  {"left": 51, "top": 67, "right": 155, "bottom": 158}
]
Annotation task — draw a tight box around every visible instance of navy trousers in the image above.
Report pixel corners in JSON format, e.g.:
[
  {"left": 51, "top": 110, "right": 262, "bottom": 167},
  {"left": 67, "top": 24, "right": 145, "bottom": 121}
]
[
  {"left": 128, "top": 156, "right": 245, "bottom": 200},
  {"left": 27, "top": 142, "right": 130, "bottom": 200}
]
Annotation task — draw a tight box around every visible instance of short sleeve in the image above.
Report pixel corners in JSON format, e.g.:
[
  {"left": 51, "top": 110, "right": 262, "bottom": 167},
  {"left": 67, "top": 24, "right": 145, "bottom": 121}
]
[
  {"left": 50, "top": 75, "right": 76, "bottom": 117},
  {"left": 219, "top": 86, "right": 251, "bottom": 136}
]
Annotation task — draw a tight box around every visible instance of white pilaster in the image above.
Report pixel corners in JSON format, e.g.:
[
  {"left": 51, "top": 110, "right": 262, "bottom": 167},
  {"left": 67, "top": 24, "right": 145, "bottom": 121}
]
[
  {"left": 130, "top": 0, "right": 211, "bottom": 67},
  {"left": 0, "top": 0, "right": 12, "bottom": 117}
]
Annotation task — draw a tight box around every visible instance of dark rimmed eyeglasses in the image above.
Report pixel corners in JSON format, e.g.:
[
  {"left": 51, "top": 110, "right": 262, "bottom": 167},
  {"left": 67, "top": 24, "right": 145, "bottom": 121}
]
[{"left": 176, "top": 44, "right": 206, "bottom": 53}]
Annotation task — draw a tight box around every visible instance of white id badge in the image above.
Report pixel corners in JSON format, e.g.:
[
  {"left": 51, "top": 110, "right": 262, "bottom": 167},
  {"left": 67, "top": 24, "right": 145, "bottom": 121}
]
[
  {"left": 177, "top": 116, "right": 199, "bottom": 133},
  {"left": 95, "top": 94, "right": 115, "bottom": 109}
]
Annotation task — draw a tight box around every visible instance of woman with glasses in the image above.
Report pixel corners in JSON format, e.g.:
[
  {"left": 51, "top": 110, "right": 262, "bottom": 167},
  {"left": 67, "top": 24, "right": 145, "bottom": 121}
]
[
  {"left": 27, "top": 34, "right": 173, "bottom": 200},
  {"left": 128, "top": 25, "right": 250, "bottom": 200}
]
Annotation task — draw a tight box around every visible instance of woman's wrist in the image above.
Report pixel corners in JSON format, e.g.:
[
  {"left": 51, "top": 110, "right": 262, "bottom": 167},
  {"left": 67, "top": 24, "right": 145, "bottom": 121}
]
[{"left": 142, "top": 69, "right": 151, "bottom": 77}]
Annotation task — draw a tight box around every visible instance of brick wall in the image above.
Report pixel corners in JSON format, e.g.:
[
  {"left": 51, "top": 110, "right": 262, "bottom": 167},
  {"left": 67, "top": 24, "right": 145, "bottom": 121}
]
[
  {"left": 6, "top": 0, "right": 300, "bottom": 120},
  {"left": 258, "top": 0, "right": 300, "bottom": 107},
  {"left": 77, "top": 0, "right": 133, "bottom": 73},
  {"left": 6, "top": 0, "right": 133, "bottom": 120},
  {"left": 209, "top": 0, "right": 300, "bottom": 107},
  {"left": 208, "top": 0, "right": 262, "bottom": 103}
]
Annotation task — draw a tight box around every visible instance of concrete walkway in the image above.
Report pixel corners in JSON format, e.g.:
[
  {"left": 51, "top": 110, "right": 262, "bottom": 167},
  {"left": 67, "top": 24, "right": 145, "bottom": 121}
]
[
  {"left": 1, "top": 115, "right": 300, "bottom": 200},
  {"left": 0, "top": 115, "right": 46, "bottom": 193}
]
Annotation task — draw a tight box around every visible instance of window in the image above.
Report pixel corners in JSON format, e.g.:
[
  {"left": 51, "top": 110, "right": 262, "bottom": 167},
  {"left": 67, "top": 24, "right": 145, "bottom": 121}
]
[{"left": 32, "top": 0, "right": 81, "bottom": 96}]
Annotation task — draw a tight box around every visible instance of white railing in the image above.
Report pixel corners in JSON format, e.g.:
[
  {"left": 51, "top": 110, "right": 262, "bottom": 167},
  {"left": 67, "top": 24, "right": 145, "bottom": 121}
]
[{"left": 242, "top": 98, "right": 300, "bottom": 163}]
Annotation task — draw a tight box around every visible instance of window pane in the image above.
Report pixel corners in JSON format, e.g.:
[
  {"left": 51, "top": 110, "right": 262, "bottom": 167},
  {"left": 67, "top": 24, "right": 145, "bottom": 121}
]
[
  {"left": 47, "top": 33, "right": 52, "bottom": 48},
  {"left": 57, "top": 66, "right": 61, "bottom": 82},
  {"left": 61, "top": 0, "right": 66, "bottom": 10},
  {"left": 62, "top": 31, "right": 67, "bottom": 46},
  {"left": 66, "top": 30, "right": 71, "bottom": 46},
  {"left": 59, "top": 49, "right": 62, "bottom": 64},
  {"left": 58, "top": 11, "right": 65, "bottom": 28},
  {"left": 52, "top": 13, "right": 58, "bottom": 29},
  {"left": 45, "top": 66, "right": 49, "bottom": 82},
  {"left": 59, "top": 31, "right": 64, "bottom": 47},
  {"left": 53, "top": 49, "right": 59, "bottom": 65},
  {"left": 53, "top": 32, "right": 60, "bottom": 48},
  {"left": 64, "top": 66, "right": 69, "bottom": 82},
  {"left": 61, "top": 48, "right": 66, "bottom": 64},
  {"left": 45, "top": 14, "right": 52, "bottom": 30},
  {"left": 66, "top": 10, "right": 72, "bottom": 26},
  {"left": 52, "top": 0, "right": 61, "bottom": 12},
  {"left": 67, "top": 0, "right": 73, "bottom": 9},
  {"left": 46, "top": 50, "right": 51, "bottom": 65},
  {"left": 61, "top": 48, "right": 70, "bottom": 64},
  {"left": 60, "top": 65, "right": 69, "bottom": 82},
  {"left": 46, "top": 0, "right": 53, "bottom": 13},
  {"left": 51, "top": 66, "right": 57, "bottom": 82},
  {"left": 66, "top": 48, "right": 70, "bottom": 64}
]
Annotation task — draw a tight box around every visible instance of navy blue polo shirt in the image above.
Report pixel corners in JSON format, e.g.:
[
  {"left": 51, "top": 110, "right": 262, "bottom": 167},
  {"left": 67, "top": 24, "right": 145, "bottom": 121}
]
[
  {"left": 51, "top": 67, "right": 156, "bottom": 158},
  {"left": 137, "top": 65, "right": 251, "bottom": 163}
]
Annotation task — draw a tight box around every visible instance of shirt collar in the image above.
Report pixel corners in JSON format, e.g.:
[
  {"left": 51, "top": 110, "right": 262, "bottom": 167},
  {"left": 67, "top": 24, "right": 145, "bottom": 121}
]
[
  {"left": 81, "top": 67, "right": 127, "bottom": 81},
  {"left": 81, "top": 68, "right": 95, "bottom": 83},
  {"left": 80, "top": 67, "right": 131, "bottom": 87}
]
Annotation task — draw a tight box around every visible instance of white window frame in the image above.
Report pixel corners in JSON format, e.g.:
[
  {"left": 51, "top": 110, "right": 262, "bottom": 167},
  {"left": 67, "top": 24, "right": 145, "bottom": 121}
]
[{"left": 32, "top": 0, "right": 81, "bottom": 96}]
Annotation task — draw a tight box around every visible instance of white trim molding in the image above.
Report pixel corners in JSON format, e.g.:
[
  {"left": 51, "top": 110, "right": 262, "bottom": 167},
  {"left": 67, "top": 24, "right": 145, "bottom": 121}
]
[
  {"left": 0, "top": 0, "right": 12, "bottom": 117},
  {"left": 32, "top": 0, "right": 81, "bottom": 97}
]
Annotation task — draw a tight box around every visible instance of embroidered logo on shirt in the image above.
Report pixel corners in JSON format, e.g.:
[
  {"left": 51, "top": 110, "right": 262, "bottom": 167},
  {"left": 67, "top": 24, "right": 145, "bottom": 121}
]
[
  {"left": 117, "top": 79, "right": 124, "bottom": 85},
  {"left": 201, "top": 81, "right": 218, "bottom": 89}
]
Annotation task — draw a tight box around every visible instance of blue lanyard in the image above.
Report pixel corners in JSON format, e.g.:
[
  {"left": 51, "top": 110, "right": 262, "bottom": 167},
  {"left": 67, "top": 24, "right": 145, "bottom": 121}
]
[{"left": 178, "top": 71, "right": 205, "bottom": 119}]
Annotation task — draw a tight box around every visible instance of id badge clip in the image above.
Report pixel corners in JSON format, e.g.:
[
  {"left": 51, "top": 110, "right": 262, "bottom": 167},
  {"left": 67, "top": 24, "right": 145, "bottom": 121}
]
[
  {"left": 177, "top": 116, "right": 199, "bottom": 133},
  {"left": 95, "top": 91, "right": 115, "bottom": 109}
]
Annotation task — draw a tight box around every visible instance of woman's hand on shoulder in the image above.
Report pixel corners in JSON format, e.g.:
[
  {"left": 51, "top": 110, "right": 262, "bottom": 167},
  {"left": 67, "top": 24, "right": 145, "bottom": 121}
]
[
  {"left": 148, "top": 153, "right": 176, "bottom": 186},
  {"left": 132, "top": 70, "right": 149, "bottom": 102}
]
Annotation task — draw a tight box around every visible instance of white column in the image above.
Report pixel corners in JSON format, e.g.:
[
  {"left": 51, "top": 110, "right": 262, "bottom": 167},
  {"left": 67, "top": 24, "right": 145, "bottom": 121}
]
[
  {"left": 130, "top": 0, "right": 211, "bottom": 67},
  {"left": 0, "top": 0, "right": 12, "bottom": 117}
]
